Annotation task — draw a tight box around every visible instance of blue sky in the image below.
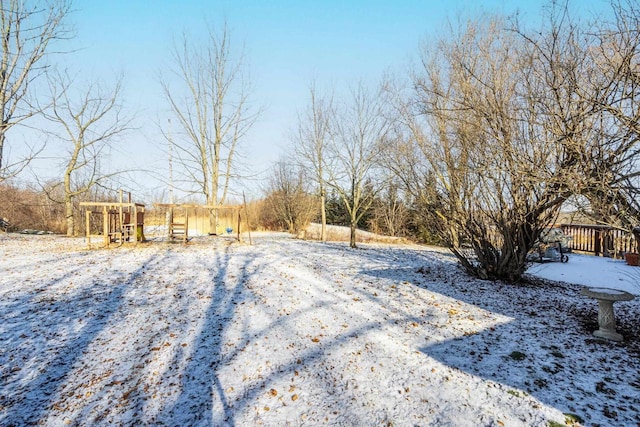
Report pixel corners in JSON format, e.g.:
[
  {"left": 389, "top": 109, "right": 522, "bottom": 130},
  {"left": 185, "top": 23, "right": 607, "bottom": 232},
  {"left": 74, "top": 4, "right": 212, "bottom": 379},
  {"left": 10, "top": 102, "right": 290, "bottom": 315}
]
[{"left": 27, "top": 0, "right": 612, "bottom": 201}]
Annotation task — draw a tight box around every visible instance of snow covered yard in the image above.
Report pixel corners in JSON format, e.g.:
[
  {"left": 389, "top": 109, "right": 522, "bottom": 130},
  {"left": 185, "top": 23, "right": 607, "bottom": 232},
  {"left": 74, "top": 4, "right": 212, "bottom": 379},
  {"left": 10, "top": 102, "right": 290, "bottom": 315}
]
[{"left": 0, "top": 233, "right": 638, "bottom": 426}]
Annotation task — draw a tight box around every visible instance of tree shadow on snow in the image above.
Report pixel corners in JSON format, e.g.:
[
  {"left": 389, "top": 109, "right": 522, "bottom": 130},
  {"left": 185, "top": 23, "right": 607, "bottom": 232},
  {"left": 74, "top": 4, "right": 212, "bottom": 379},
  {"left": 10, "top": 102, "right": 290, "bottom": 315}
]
[
  {"left": 163, "top": 244, "right": 250, "bottom": 426},
  {"left": 0, "top": 249, "right": 171, "bottom": 426},
  {"left": 160, "top": 240, "right": 414, "bottom": 426},
  {"left": 361, "top": 258, "right": 640, "bottom": 426}
]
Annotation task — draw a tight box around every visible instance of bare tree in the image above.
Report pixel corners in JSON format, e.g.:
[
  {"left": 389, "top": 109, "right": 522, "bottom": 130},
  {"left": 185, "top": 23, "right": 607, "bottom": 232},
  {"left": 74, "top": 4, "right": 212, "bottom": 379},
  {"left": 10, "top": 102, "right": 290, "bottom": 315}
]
[
  {"left": 263, "top": 160, "right": 317, "bottom": 235},
  {"left": 570, "top": 0, "right": 640, "bottom": 231},
  {"left": 293, "top": 82, "right": 333, "bottom": 242},
  {"left": 0, "top": 0, "right": 72, "bottom": 179},
  {"left": 42, "top": 71, "right": 132, "bottom": 236},
  {"left": 505, "top": 1, "right": 640, "bottom": 252},
  {"left": 400, "top": 15, "right": 586, "bottom": 281},
  {"left": 326, "top": 84, "right": 390, "bottom": 248},
  {"left": 161, "top": 23, "right": 258, "bottom": 233},
  {"left": 381, "top": 80, "right": 448, "bottom": 244},
  {"left": 369, "top": 180, "right": 410, "bottom": 237}
]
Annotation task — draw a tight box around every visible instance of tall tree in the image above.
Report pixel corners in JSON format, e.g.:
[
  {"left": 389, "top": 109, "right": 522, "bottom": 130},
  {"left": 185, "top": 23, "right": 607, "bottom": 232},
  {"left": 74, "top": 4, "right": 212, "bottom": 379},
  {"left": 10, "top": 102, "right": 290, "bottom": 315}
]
[
  {"left": 381, "top": 80, "right": 447, "bottom": 244},
  {"left": 0, "top": 0, "right": 72, "bottom": 179},
  {"left": 326, "top": 84, "right": 390, "bottom": 248},
  {"left": 293, "top": 83, "right": 333, "bottom": 242},
  {"left": 43, "top": 71, "right": 131, "bottom": 236},
  {"left": 402, "top": 15, "right": 584, "bottom": 281},
  {"left": 572, "top": 0, "right": 640, "bottom": 231},
  {"left": 161, "top": 23, "right": 258, "bottom": 233}
]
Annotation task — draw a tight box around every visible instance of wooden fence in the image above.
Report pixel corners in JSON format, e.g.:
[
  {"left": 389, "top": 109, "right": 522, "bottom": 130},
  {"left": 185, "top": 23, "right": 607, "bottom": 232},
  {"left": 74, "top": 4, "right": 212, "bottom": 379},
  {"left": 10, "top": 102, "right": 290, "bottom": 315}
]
[{"left": 559, "top": 224, "right": 638, "bottom": 258}]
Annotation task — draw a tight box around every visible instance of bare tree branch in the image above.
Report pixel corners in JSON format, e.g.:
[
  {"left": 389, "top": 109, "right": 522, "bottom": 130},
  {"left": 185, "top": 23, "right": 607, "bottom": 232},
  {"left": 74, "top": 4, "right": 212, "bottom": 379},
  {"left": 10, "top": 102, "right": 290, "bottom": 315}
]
[
  {"left": 292, "top": 81, "right": 334, "bottom": 242},
  {"left": 0, "top": 0, "right": 73, "bottom": 179},
  {"left": 160, "top": 22, "right": 259, "bottom": 233},
  {"left": 42, "top": 69, "right": 133, "bottom": 236},
  {"left": 324, "top": 83, "right": 390, "bottom": 248}
]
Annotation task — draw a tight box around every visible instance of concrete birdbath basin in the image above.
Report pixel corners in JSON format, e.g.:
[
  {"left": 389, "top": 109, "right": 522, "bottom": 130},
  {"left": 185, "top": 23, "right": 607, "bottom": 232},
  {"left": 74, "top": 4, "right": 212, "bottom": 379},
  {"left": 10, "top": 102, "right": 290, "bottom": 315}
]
[{"left": 581, "top": 287, "right": 635, "bottom": 342}]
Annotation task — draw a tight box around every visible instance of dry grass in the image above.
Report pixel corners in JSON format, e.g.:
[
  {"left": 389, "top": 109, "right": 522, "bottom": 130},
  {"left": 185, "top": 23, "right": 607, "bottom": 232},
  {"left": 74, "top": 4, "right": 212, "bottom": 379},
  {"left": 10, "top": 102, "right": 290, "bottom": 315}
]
[{"left": 301, "top": 223, "right": 410, "bottom": 244}]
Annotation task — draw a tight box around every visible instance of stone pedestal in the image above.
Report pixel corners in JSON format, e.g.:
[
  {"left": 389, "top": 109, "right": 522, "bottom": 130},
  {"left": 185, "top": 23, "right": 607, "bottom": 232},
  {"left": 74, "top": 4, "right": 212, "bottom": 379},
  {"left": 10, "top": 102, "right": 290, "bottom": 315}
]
[{"left": 581, "top": 287, "right": 635, "bottom": 342}]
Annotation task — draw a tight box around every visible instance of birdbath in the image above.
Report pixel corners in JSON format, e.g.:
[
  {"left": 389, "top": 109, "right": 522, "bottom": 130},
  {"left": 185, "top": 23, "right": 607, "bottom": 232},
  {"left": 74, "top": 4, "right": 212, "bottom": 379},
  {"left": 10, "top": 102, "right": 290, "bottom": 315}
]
[{"left": 581, "top": 287, "right": 635, "bottom": 342}]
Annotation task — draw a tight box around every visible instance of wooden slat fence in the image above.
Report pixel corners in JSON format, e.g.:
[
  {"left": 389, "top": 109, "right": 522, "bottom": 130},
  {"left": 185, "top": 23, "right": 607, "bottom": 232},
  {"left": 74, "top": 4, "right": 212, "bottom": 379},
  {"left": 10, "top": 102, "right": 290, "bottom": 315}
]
[{"left": 559, "top": 224, "right": 638, "bottom": 258}]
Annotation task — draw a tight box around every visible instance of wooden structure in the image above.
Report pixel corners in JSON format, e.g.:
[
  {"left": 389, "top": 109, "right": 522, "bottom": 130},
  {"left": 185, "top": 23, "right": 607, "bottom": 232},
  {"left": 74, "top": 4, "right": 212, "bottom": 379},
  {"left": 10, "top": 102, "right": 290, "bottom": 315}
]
[
  {"left": 559, "top": 224, "right": 638, "bottom": 258},
  {"left": 165, "top": 204, "right": 190, "bottom": 243},
  {"left": 80, "top": 191, "right": 145, "bottom": 249},
  {"left": 154, "top": 203, "right": 243, "bottom": 243}
]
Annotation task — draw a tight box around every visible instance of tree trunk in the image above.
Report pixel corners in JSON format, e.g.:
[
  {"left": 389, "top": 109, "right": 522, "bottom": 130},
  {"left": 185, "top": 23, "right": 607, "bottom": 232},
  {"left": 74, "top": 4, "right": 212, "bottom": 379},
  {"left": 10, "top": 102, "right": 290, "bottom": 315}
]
[
  {"left": 320, "top": 191, "right": 327, "bottom": 242},
  {"left": 0, "top": 129, "right": 5, "bottom": 174},
  {"left": 208, "top": 208, "right": 218, "bottom": 235},
  {"left": 65, "top": 197, "right": 74, "bottom": 237},
  {"left": 64, "top": 158, "right": 75, "bottom": 236},
  {"left": 349, "top": 217, "right": 357, "bottom": 248}
]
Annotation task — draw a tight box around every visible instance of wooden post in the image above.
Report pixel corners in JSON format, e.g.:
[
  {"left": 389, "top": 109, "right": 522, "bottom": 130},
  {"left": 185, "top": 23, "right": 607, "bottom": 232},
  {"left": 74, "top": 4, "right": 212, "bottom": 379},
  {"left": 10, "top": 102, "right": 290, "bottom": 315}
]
[
  {"left": 237, "top": 209, "right": 242, "bottom": 243},
  {"left": 85, "top": 210, "right": 91, "bottom": 249},
  {"left": 103, "top": 206, "right": 109, "bottom": 247},
  {"left": 243, "top": 192, "right": 252, "bottom": 245},
  {"left": 137, "top": 206, "right": 145, "bottom": 243},
  {"left": 118, "top": 191, "right": 123, "bottom": 241},
  {"left": 184, "top": 208, "right": 189, "bottom": 243},
  {"left": 132, "top": 204, "right": 138, "bottom": 245}
]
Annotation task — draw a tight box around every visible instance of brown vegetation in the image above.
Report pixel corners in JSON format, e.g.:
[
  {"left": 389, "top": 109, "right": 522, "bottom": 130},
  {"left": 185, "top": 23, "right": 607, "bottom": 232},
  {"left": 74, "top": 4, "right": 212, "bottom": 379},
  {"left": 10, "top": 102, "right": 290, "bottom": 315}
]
[{"left": 0, "top": 182, "right": 65, "bottom": 232}]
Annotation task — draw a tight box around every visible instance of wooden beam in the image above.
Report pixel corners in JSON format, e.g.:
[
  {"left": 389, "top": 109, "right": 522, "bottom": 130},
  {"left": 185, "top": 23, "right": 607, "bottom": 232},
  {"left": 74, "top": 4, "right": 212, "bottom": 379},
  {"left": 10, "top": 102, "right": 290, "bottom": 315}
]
[
  {"left": 79, "top": 201, "right": 144, "bottom": 207},
  {"left": 154, "top": 203, "right": 239, "bottom": 210}
]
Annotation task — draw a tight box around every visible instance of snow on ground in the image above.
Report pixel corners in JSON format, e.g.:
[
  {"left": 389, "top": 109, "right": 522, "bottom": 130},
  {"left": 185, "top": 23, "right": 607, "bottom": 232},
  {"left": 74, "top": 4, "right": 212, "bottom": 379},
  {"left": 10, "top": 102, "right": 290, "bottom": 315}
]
[
  {"left": 528, "top": 251, "right": 640, "bottom": 296},
  {"left": 0, "top": 233, "right": 638, "bottom": 426}
]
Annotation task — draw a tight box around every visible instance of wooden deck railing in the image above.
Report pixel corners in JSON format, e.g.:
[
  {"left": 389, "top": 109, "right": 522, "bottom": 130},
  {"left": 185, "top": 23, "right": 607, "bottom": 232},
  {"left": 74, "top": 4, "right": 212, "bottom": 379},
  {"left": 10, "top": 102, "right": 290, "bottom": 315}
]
[{"left": 559, "top": 224, "right": 638, "bottom": 258}]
